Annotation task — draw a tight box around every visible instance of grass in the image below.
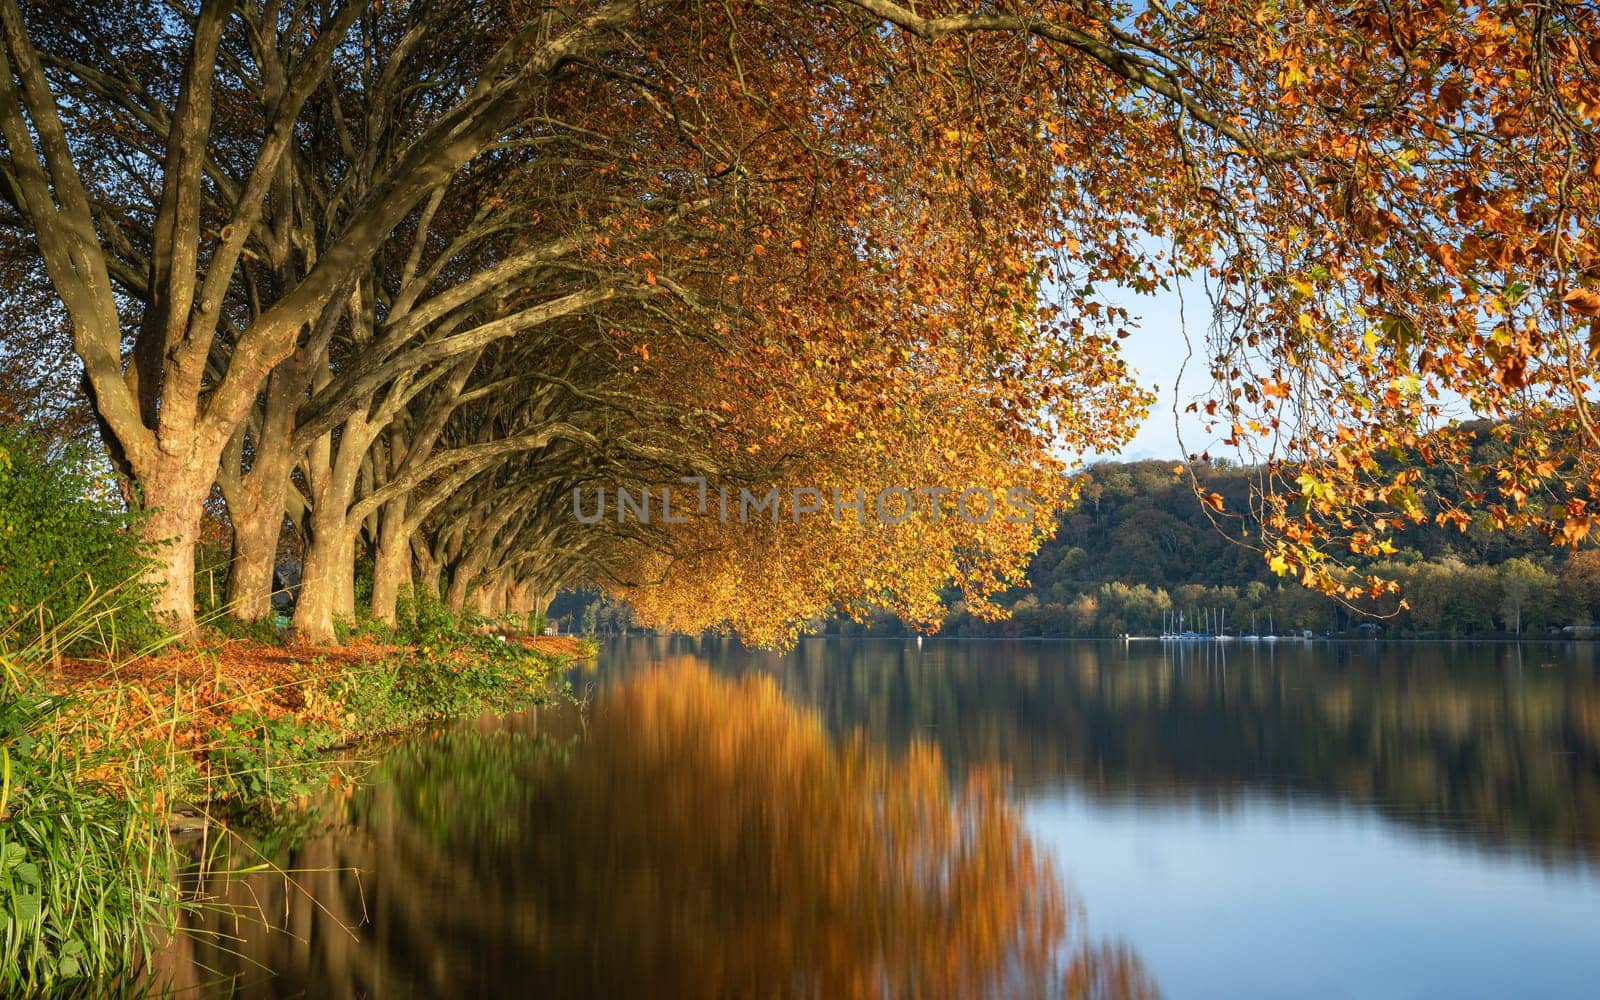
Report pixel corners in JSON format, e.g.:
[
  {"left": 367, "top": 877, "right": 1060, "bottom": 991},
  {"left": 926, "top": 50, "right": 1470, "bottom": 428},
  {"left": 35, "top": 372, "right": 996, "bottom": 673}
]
[
  {"left": 194, "top": 634, "right": 575, "bottom": 821},
  {"left": 1, "top": 584, "right": 589, "bottom": 996},
  {"left": 1, "top": 623, "right": 185, "bottom": 996}
]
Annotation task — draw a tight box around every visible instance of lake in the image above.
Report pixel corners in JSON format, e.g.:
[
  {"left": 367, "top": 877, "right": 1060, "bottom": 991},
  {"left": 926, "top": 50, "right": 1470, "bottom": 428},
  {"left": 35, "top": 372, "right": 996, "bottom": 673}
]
[{"left": 155, "top": 637, "right": 1600, "bottom": 998}]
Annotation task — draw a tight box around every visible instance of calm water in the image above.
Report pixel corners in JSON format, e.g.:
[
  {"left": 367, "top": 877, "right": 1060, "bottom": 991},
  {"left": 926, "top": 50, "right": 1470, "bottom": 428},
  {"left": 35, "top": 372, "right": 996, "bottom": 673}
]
[{"left": 157, "top": 637, "right": 1600, "bottom": 998}]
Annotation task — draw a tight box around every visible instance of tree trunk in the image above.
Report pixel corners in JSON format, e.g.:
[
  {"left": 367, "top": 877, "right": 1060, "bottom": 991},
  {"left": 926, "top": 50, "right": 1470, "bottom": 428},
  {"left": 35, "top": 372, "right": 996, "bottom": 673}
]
[
  {"left": 141, "top": 481, "right": 206, "bottom": 635},
  {"left": 228, "top": 510, "right": 281, "bottom": 621},
  {"left": 369, "top": 498, "right": 411, "bottom": 625},
  {"left": 444, "top": 562, "right": 474, "bottom": 615},
  {"left": 505, "top": 579, "right": 533, "bottom": 617},
  {"left": 224, "top": 361, "right": 301, "bottom": 620},
  {"left": 474, "top": 575, "right": 507, "bottom": 618},
  {"left": 443, "top": 529, "right": 504, "bottom": 616},
  {"left": 295, "top": 395, "right": 372, "bottom": 643},
  {"left": 336, "top": 531, "right": 360, "bottom": 622},
  {"left": 294, "top": 458, "right": 362, "bottom": 644},
  {"left": 295, "top": 525, "right": 354, "bottom": 645},
  {"left": 414, "top": 539, "right": 442, "bottom": 599}
]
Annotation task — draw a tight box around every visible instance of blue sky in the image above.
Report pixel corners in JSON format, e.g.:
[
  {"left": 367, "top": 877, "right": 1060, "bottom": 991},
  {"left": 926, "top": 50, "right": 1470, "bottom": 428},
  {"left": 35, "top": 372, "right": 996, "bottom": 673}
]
[{"left": 1092, "top": 279, "right": 1213, "bottom": 463}]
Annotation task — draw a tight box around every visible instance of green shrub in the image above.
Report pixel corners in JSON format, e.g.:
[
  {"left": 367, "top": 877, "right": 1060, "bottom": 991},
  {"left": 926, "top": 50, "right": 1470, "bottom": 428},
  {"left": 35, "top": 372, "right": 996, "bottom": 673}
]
[
  {"left": 332, "top": 614, "right": 391, "bottom": 645},
  {"left": 0, "top": 431, "right": 157, "bottom": 655},
  {"left": 203, "top": 710, "right": 337, "bottom": 812},
  {"left": 393, "top": 586, "right": 462, "bottom": 646},
  {"left": 321, "top": 637, "right": 566, "bottom": 740}
]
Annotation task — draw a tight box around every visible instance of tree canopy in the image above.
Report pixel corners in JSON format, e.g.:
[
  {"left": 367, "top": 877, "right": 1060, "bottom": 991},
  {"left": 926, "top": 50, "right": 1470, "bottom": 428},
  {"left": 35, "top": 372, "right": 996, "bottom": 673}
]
[{"left": 2, "top": 0, "right": 1599, "bottom": 643}]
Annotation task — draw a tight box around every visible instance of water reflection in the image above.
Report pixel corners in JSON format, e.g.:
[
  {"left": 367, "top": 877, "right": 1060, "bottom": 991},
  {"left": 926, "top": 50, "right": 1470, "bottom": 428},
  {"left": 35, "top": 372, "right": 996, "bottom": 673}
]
[
  {"left": 596, "top": 637, "right": 1600, "bottom": 865},
  {"left": 154, "top": 660, "right": 1152, "bottom": 998}
]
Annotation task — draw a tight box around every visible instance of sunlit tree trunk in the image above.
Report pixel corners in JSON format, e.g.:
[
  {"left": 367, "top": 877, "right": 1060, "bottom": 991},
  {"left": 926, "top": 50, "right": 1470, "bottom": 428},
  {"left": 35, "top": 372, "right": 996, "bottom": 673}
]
[
  {"left": 295, "top": 528, "right": 355, "bottom": 644},
  {"left": 369, "top": 497, "right": 413, "bottom": 625},
  {"left": 443, "top": 564, "right": 473, "bottom": 615},
  {"left": 140, "top": 473, "right": 208, "bottom": 630},
  {"left": 295, "top": 402, "right": 372, "bottom": 643},
  {"left": 227, "top": 510, "right": 281, "bottom": 621},
  {"left": 221, "top": 361, "right": 304, "bottom": 620},
  {"left": 473, "top": 575, "right": 506, "bottom": 619}
]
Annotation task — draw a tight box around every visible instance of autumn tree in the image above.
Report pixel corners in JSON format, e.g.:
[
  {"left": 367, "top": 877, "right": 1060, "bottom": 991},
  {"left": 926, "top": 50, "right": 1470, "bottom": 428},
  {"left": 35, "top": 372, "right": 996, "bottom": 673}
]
[
  {"left": 21, "top": 0, "right": 1595, "bottom": 639},
  {"left": 1498, "top": 556, "right": 1556, "bottom": 635},
  {"left": 0, "top": 0, "right": 649, "bottom": 631},
  {"left": 3, "top": 0, "right": 1195, "bottom": 644},
  {"left": 839, "top": 1, "right": 1600, "bottom": 609}
]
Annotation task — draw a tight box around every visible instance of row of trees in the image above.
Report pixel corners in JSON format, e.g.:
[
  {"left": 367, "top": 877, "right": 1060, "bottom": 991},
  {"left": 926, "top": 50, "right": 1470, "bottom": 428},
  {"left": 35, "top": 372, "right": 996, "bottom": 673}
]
[
  {"left": 1, "top": 0, "right": 1179, "bottom": 644},
  {"left": 3, "top": 2, "right": 1600, "bottom": 644},
  {"left": 955, "top": 555, "right": 1595, "bottom": 639}
]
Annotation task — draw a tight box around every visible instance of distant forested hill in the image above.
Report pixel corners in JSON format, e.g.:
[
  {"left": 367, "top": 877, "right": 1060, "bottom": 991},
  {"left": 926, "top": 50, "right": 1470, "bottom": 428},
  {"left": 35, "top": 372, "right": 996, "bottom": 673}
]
[{"left": 905, "top": 456, "right": 1600, "bottom": 639}]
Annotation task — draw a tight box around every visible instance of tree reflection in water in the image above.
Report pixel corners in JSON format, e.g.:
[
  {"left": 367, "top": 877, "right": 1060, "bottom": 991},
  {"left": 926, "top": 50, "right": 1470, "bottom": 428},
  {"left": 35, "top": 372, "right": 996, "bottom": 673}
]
[
  {"left": 602, "top": 637, "right": 1600, "bottom": 864},
  {"left": 154, "top": 659, "right": 1154, "bottom": 998}
]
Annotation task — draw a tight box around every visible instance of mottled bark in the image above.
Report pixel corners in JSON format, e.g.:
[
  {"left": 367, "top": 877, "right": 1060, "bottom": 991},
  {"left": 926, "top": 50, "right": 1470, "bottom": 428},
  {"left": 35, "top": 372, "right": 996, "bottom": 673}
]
[
  {"left": 223, "top": 361, "right": 302, "bottom": 619},
  {"left": 414, "top": 540, "right": 443, "bottom": 600},
  {"left": 369, "top": 497, "right": 412, "bottom": 625},
  {"left": 295, "top": 401, "right": 371, "bottom": 643},
  {"left": 227, "top": 511, "right": 281, "bottom": 621},
  {"left": 140, "top": 473, "right": 208, "bottom": 632}
]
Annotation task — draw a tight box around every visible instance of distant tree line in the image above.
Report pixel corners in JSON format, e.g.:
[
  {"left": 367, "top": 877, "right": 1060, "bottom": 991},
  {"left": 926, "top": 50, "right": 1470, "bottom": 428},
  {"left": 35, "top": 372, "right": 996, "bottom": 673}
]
[{"left": 823, "top": 457, "right": 1600, "bottom": 640}]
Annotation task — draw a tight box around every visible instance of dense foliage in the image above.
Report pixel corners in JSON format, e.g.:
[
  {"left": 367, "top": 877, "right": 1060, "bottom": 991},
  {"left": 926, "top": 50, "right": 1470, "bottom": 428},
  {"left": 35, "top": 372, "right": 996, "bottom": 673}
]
[
  {"left": 0, "top": 431, "right": 154, "bottom": 652},
  {"left": 8, "top": 2, "right": 1600, "bottom": 643},
  {"left": 0, "top": 0, "right": 1166, "bottom": 644}
]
